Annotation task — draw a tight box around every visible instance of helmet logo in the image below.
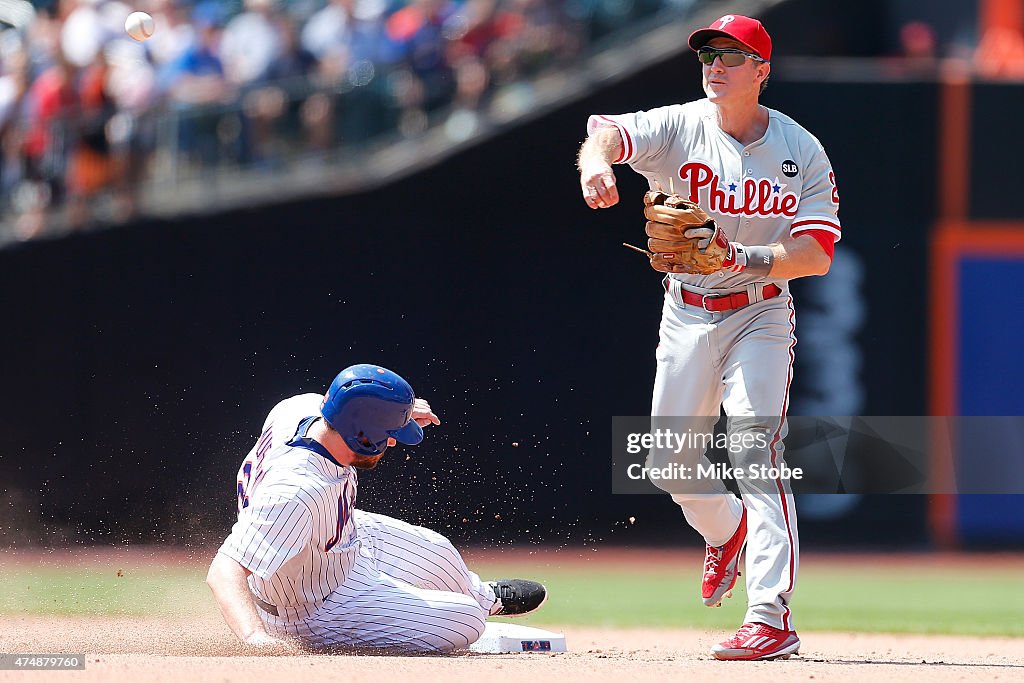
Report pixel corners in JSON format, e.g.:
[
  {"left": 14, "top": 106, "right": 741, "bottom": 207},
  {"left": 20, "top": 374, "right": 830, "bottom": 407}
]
[{"left": 715, "top": 15, "right": 735, "bottom": 29}]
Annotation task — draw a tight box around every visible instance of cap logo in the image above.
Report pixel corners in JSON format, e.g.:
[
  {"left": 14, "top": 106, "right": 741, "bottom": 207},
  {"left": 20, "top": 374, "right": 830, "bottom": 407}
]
[{"left": 715, "top": 15, "right": 736, "bottom": 29}]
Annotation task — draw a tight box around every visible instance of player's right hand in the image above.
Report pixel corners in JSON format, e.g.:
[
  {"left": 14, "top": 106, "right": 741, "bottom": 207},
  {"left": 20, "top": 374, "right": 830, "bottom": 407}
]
[{"left": 580, "top": 164, "right": 619, "bottom": 209}]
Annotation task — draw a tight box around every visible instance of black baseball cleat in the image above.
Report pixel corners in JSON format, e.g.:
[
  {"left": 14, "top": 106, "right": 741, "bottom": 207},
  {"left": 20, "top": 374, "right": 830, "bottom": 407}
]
[{"left": 487, "top": 579, "right": 548, "bottom": 617}]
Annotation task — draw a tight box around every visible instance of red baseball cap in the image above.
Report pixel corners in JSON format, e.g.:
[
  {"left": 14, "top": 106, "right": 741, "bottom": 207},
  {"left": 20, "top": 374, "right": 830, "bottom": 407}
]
[{"left": 688, "top": 14, "right": 772, "bottom": 62}]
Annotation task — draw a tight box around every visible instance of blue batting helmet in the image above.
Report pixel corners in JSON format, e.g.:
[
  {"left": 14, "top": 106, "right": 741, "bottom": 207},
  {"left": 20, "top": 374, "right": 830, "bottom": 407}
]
[{"left": 321, "top": 364, "right": 424, "bottom": 456}]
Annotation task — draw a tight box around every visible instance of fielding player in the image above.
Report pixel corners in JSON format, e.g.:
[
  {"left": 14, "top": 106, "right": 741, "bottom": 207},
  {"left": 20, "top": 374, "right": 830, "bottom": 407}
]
[
  {"left": 207, "top": 364, "right": 547, "bottom": 654},
  {"left": 578, "top": 13, "right": 840, "bottom": 660}
]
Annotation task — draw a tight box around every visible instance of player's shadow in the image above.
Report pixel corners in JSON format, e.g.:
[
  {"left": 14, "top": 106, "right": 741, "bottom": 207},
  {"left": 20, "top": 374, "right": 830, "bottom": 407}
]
[{"left": 799, "top": 657, "right": 1024, "bottom": 669}]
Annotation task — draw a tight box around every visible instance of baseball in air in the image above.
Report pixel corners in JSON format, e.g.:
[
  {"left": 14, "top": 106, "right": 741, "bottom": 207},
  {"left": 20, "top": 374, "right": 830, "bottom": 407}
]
[{"left": 124, "top": 11, "right": 155, "bottom": 41}]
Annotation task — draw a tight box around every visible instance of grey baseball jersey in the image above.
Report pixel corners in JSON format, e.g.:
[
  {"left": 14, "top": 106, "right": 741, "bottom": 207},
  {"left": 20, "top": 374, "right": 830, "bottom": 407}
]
[
  {"left": 219, "top": 394, "right": 496, "bottom": 652},
  {"left": 587, "top": 97, "right": 841, "bottom": 632},
  {"left": 589, "top": 98, "right": 841, "bottom": 290}
]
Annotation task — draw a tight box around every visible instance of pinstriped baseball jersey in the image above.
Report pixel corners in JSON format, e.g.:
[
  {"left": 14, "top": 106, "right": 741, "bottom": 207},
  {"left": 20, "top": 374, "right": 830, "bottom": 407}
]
[
  {"left": 270, "top": 509, "right": 495, "bottom": 652},
  {"left": 588, "top": 98, "right": 840, "bottom": 290},
  {"left": 219, "top": 394, "right": 359, "bottom": 614},
  {"left": 217, "top": 394, "right": 498, "bottom": 652}
]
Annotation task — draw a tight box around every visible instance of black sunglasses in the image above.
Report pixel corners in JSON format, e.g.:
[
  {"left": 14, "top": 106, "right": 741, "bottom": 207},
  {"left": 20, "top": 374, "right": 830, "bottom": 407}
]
[{"left": 697, "top": 46, "right": 767, "bottom": 67}]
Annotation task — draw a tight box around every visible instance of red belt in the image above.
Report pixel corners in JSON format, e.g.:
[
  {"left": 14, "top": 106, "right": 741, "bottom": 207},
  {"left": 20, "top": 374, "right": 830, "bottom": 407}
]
[{"left": 667, "top": 281, "right": 782, "bottom": 312}]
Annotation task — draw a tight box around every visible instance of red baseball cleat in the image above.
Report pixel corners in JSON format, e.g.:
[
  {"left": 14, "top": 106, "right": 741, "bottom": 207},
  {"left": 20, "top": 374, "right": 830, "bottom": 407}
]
[
  {"left": 701, "top": 507, "right": 747, "bottom": 607},
  {"left": 711, "top": 622, "right": 801, "bottom": 660}
]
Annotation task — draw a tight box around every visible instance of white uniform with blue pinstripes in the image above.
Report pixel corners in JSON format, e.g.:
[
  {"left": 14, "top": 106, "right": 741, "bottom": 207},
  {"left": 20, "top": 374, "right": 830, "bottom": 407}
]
[{"left": 219, "top": 394, "right": 495, "bottom": 652}]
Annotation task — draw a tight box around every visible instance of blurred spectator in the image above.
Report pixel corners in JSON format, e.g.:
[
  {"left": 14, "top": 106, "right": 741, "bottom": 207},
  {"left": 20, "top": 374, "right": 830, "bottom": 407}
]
[
  {"left": 443, "top": 54, "right": 488, "bottom": 140},
  {"left": 444, "top": 0, "right": 500, "bottom": 63},
  {"left": 452, "top": 54, "right": 489, "bottom": 110},
  {"left": 105, "top": 36, "right": 157, "bottom": 112},
  {"left": 159, "top": 2, "right": 235, "bottom": 170},
  {"left": 493, "top": 0, "right": 581, "bottom": 80},
  {"left": 512, "top": 0, "right": 580, "bottom": 72},
  {"left": 18, "top": 49, "right": 78, "bottom": 238},
  {"left": 60, "top": 0, "right": 131, "bottom": 70},
  {"left": 67, "top": 48, "right": 119, "bottom": 228},
  {"left": 386, "top": 0, "right": 457, "bottom": 112},
  {"left": 0, "top": 36, "right": 31, "bottom": 212},
  {"left": 301, "top": 0, "right": 393, "bottom": 147},
  {"left": 302, "top": 0, "right": 390, "bottom": 81},
  {"left": 101, "top": 38, "right": 156, "bottom": 221},
  {"left": 265, "top": 15, "right": 319, "bottom": 83},
  {"left": 24, "top": 6, "right": 63, "bottom": 78},
  {"left": 147, "top": 0, "right": 199, "bottom": 69},
  {"left": 241, "top": 15, "right": 320, "bottom": 162},
  {"left": 220, "top": 0, "right": 287, "bottom": 86},
  {"left": 160, "top": 3, "right": 232, "bottom": 107}
]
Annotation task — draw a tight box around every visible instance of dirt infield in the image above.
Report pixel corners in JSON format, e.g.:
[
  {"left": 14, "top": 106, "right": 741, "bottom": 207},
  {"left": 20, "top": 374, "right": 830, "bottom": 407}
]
[
  {"left": 2, "top": 547, "right": 1023, "bottom": 681},
  {"left": 1, "top": 614, "right": 1022, "bottom": 683}
]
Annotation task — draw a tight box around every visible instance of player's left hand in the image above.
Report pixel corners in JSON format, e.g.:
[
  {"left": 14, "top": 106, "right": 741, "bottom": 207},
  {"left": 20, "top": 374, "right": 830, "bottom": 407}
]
[
  {"left": 411, "top": 398, "right": 441, "bottom": 428},
  {"left": 386, "top": 399, "right": 440, "bottom": 446},
  {"left": 643, "top": 191, "right": 729, "bottom": 274}
]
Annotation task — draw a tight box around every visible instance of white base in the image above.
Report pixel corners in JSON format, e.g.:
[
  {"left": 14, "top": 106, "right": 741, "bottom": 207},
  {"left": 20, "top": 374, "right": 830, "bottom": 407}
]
[{"left": 469, "top": 622, "right": 568, "bottom": 653}]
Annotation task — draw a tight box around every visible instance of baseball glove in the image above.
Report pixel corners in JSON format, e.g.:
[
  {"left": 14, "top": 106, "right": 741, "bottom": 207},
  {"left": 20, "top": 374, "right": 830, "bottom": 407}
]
[{"left": 643, "top": 191, "right": 729, "bottom": 275}]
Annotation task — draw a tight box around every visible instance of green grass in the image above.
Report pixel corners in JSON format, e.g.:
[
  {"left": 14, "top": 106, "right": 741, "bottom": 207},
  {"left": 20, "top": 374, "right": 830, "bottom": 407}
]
[
  {"left": 485, "top": 564, "right": 1024, "bottom": 637},
  {"left": 0, "top": 566, "right": 211, "bottom": 617},
  {"left": 477, "top": 560, "right": 1024, "bottom": 637},
  {"left": 2, "top": 558, "right": 1022, "bottom": 637}
]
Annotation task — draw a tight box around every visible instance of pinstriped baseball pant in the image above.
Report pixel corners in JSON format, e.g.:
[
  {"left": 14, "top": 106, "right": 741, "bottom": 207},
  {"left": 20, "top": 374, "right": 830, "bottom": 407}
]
[
  {"left": 651, "top": 287, "right": 800, "bottom": 631},
  {"left": 264, "top": 510, "right": 495, "bottom": 653}
]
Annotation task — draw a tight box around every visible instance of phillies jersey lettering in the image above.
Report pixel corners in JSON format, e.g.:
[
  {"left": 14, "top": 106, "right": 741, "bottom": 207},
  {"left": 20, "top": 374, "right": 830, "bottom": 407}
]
[
  {"left": 679, "top": 161, "right": 799, "bottom": 218},
  {"left": 588, "top": 99, "right": 841, "bottom": 290}
]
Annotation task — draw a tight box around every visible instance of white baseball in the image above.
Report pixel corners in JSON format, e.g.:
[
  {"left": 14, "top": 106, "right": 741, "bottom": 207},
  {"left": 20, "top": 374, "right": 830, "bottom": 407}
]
[{"left": 124, "top": 11, "right": 155, "bottom": 41}]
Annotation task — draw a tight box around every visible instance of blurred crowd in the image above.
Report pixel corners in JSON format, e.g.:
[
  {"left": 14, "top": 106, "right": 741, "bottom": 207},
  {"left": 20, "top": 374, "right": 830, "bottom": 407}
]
[{"left": 0, "top": 0, "right": 672, "bottom": 239}]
